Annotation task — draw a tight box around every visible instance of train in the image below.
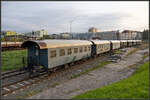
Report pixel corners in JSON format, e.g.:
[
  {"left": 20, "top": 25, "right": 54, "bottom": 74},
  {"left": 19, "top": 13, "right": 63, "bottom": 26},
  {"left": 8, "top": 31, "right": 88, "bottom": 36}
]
[
  {"left": 21, "top": 39, "right": 142, "bottom": 76},
  {"left": 1, "top": 42, "right": 22, "bottom": 50}
]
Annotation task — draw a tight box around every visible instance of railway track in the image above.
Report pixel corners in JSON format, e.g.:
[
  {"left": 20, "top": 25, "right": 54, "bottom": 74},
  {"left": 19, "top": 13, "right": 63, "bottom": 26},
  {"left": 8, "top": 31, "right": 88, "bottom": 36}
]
[
  {"left": 2, "top": 47, "right": 128, "bottom": 97},
  {"left": 1, "top": 69, "right": 28, "bottom": 80},
  {"left": 2, "top": 52, "right": 110, "bottom": 96},
  {"left": 2, "top": 65, "right": 73, "bottom": 96}
]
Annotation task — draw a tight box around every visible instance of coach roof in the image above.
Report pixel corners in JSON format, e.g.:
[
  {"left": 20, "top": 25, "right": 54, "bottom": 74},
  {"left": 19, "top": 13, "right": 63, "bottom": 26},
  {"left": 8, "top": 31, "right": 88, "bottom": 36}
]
[
  {"left": 90, "top": 40, "right": 110, "bottom": 44},
  {"left": 22, "top": 39, "right": 92, "bottom": 49}
]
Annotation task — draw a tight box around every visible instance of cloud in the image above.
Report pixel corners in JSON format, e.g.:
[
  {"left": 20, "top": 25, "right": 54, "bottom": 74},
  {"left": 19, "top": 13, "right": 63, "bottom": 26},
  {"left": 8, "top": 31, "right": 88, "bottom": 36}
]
[{"left": 1, "top": 1, "right": 149, "bottom": 34}]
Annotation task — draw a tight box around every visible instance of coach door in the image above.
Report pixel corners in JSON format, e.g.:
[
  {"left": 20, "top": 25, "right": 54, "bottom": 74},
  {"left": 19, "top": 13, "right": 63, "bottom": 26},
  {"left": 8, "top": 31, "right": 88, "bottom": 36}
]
[
  {"left": 33, "top": 46, "right": 40, "bottom": 66},
  {"left": 91, "top": 44, "right": 96, "bottom": 56},
  {"left": 28, "top": 46, "right": 40, "bottom": 66}
]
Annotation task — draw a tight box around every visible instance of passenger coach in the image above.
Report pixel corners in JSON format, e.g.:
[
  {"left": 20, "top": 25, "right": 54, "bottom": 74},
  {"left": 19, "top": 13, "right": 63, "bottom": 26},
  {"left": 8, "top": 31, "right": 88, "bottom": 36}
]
[
  {"left": 22, "top": 40, "right": 92, "bottom": 70},
  {"left": 90, "top": 40, "right": 111, "bottom": 55},
  {"left": 110, "top": 40, "right": 120, "bottom": 50},
  {"left": 120, "top": 40, "right": 128, "bottom": 48}
]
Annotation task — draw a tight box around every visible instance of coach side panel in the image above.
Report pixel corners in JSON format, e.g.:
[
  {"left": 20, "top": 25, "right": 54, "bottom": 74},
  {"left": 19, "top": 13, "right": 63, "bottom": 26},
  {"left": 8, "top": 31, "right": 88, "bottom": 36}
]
[{"left": 47, "top": 45, "right": 91, "bottom": 69}]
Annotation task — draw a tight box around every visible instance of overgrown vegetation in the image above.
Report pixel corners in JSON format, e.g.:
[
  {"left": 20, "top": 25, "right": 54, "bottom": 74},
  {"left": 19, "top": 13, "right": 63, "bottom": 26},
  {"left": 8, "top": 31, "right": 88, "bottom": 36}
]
[
  {"left": 142, "top": 29, "right": 149, "bottom": 42},
  {"left": 142, "top": 52, "right": 149, "bottom": 61},
  {"left": 1, "top": 50, "right": 27, "bottom": 71},
  {"left": 25, "top": 90, "right": 42, "bottom": 97},
  {"left": 127, "top": 48, "right": 138, "bottom": 56},
  {"left": 114, "top": 50, "right": 122, "bottom": 54},
  {"left": 70, "top": 61, "right": 110, "bottom": 79},
  {"left": 140, "top": 43, "right": 149, "bottom": 50},
  {"left": 73, "top": 61, "right": 149, "bottom": 99}
]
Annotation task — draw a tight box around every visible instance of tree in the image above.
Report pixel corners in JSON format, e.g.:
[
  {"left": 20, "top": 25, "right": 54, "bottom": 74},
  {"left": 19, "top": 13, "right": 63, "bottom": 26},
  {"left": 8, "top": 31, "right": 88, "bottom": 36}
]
[
  {"left": 142, "top": 29, "right": 149, "bottom": 41},
  {"left": 43, "top": 35, "right": 51, "bottom": 39}
]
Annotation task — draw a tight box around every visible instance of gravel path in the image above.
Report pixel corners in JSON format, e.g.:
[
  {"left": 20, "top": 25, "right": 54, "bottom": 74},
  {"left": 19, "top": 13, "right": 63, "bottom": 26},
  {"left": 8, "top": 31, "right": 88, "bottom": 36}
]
[{"left": 27, "top": 48, "right": 149, "bottom": 99}]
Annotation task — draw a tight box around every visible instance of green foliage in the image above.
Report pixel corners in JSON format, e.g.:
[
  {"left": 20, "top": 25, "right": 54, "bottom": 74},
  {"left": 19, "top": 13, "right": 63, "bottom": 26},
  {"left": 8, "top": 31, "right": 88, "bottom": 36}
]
[
  {"left": 142, "top": 52, "right": 149, "bottom": 61},
  {"left": 1, "top": 50, "right": 27, "bottom": 71},
  {"left": 142, "top": 29, "right": 149, "bottom": 41},
  {"left": 114, "top": 50, "right": 122, "bottom": 54},
  {"left": 1, "top": 37, "right": 5, "bottom": 42},
  {"left": 72, "top": 61, "right": 149, "bottom": 99},
  {"left": 127, "top": 48, "right": 138, "bottom": 56},
  {"left": 43, "top": 35, "right": 51, "bottom": 39}
]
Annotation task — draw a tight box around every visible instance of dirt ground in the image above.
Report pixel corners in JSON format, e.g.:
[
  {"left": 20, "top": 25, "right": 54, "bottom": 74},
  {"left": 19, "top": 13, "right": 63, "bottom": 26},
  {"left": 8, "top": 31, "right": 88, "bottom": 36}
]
[{"left": 27, "top": 47, "right": 149, "bottom": 99}]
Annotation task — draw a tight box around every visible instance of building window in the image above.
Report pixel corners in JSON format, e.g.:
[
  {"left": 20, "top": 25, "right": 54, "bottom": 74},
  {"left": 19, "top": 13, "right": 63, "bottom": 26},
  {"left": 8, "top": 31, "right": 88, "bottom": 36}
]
[
  {"left": 79, "top": 47, "right": 83, "bottom": 53},
  {"left": 84, "top": 47, "right": 87, "bottom": 52},
  {"left": 50, "top": 50, "right": 56, "bottom": 58},
  {"left": 67, "top": 48, "right": 72, "bottom": 55},
  {"left": 74, "top": 48, "right": 78, "bottom": 53},
  {"left": 60, "top": 49, "right": 65, "bottom": 56}
]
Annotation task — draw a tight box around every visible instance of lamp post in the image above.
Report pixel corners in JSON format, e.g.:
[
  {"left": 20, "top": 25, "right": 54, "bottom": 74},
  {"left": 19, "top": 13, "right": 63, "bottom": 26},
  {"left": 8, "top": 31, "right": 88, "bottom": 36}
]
[
  {"left": 70, "top": 20, "right": 74, "bottom": 34},
  {"left": 69, "top": 16, "right": 80, "bottom": 34}
]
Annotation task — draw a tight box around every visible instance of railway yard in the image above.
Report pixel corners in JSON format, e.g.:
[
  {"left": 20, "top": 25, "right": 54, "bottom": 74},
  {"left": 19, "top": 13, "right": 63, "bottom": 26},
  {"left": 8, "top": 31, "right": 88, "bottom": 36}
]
[
  {"left": 1, "top": 42, "right": 149, "bottom": 99},
  {"left": 1, "top": 1, "right": 149, "bottom": 99}
]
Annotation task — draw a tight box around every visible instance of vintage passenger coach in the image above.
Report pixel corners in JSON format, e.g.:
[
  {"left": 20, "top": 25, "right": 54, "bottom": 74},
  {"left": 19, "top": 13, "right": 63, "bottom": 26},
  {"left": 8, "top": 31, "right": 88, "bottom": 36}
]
[
  {"left": 22, "top": 40, "right": 92, "bottom": 70},
  {"left": 21, "top": 39, "right": 142, "bottom": 76}
]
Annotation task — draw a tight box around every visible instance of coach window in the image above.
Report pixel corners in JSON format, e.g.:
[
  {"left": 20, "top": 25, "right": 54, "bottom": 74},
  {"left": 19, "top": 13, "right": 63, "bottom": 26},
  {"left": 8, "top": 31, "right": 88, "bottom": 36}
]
[
  {"left": 84, "top": 46, "right": 87, "bottom": 52},
  {"left": 60, "top": 49, "right": 65, "bottom": 56},
  {"left": 99, "top": 45, "right": 101, "bottom": 48},
  {"left": 88, "top": 46, "right": 90, "bottom": 51},
  {"left": 51, "top": 50, "right": 56, "bottom": 58},
  {"left": 104, "top": 44, "right": 106, "bottom": 49},
  {"left": 68, "top": 48, "right": 72, "bottom": 55},
  {"left": 79, "top": 47, "right": 83, "bottom": 53},
  {"left": 35, "top": 48, "right": 39, "bottom": 56},
  {"left": 74, "top": 48, "right": 78, "bottom": 53}
]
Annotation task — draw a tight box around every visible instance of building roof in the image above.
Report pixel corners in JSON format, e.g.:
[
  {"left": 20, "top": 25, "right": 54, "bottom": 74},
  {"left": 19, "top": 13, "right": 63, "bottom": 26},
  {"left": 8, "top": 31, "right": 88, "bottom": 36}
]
[{"left": 22, "top": 39, "right": 92, "bottom": 49}]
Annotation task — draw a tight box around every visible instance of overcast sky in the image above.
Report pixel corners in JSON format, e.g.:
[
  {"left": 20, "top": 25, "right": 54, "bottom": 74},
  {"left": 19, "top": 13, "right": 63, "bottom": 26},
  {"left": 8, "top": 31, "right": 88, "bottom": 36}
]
[{"left": 2, "top": 1, "right": 149, "bottom": 34}]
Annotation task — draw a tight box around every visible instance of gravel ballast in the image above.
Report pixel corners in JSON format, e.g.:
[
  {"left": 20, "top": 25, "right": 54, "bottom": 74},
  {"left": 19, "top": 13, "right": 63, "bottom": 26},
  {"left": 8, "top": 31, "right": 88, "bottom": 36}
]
[{"left": 27, "top": 48, "right": 149, "bottom": 99}]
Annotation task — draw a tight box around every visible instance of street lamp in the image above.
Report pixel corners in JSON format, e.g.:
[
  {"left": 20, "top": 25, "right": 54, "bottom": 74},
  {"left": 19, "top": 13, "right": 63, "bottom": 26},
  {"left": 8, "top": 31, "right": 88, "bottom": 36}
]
[
  {"left": 70, "top": 20, "right": 74, "bottom": 34},
  {"left": 69, "top": 16, "right": 80, "bottom": 34}
]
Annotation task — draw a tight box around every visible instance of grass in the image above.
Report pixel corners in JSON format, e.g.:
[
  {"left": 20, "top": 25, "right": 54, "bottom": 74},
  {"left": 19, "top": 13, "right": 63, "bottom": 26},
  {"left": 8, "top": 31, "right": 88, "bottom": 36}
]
[
  {"left": 114, "top": 50, "right": 122, "bottom": 54},
  {"left": 72, "top": 61, "right": 149, "bottom": 99},
  {"left": 50, "top": 82, "right": 60, "bottom": 88},
  {"left": 70, "top": 61, "right": 110, "bottom": 79},
  {"left": 127, "top": 48, "right": 138, "bottom": 56},
  {"left": 1, "top": 49, "right": 27, "bottom": 71},
  {"left": 140, "top": 43, "right": 149, "bottom": 50},
  {"left": 25, "top": 90, "right": 41, "bottom": 97},
  {"left": 142, "top": 52, "right": 149, "bottom": 61}
]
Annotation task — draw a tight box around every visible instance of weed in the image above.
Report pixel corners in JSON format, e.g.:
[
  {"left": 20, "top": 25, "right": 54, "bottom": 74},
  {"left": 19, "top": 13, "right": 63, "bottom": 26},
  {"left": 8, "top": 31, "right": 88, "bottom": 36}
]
[
  {"left": 127, "top": 48, "right": 138, "bottom": 56},
  {"left": 70, "top": 61, "right": 110, "bottom": 79},
  {"left": 72, "top": 61, "right": 149, "bottom": 99}
]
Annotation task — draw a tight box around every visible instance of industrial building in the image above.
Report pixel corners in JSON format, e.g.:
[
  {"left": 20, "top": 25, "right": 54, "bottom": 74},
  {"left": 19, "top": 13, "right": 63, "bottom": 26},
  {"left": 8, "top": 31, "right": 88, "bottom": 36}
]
[
  {"left": 121, "top": 30, "right": 142, "bottom": 40},
  {"left": 25, "top": 29, "right": 48, "bottom": 38},
  {"left": 60, "top": 32, "right": 72, "bottom": 39},
  {"left": 88, "top": 27, "right": 99, "bottom": 33}
]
